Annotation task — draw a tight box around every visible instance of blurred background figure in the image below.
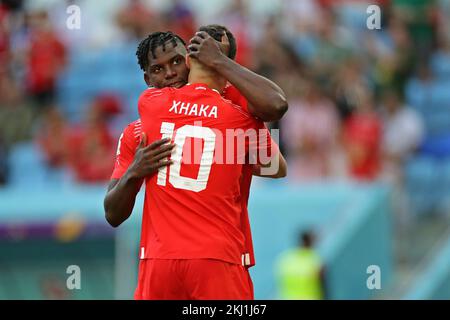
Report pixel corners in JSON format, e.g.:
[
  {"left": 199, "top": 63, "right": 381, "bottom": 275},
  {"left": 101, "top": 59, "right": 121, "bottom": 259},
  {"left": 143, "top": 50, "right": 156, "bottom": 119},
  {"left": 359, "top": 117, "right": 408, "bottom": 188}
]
[
  {"left": 24, "top": 10, "right": 67, "bottom": 109},
  {"left": 0, "top": 71, "right": 34, "bottom": 150},
  {"left": 65, "top": 93, "right": 122, "bottom": 183},
  {"left": 115, "top": 0, "right": 160, "bottom": 41},
  {"left": 0, "top": 135, "right": 7, "bottom": 185},
  {"left": 281, "top": 79, "right": 341, "bottom": 181},
  {"left": 380, "top": 88, "right": 424, "bottom": 229},
  {"left": 275, "top": 230, "right": 326, "bottom": 300},
  {"left": 342, "top": 92, "right": 382, "bottom": 181},
  {"left": 35, "top": 106, "right": 68, "bottom": 168},
  {"left": 165, "top": 0, "right": 196, "bottom": 44}
]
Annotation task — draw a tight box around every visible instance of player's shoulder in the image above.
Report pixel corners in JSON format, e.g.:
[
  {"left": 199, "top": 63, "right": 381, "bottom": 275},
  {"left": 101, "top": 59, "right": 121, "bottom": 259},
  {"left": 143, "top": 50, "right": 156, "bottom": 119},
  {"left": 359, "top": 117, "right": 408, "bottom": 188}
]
[
  {"left": 139, "top": 87, "right": 172, "bottom": 103},
  {"left": 142, "top": 86, "right": 168, "bottom": 96},
  {"left": 222, "top": 83, "right": 253, "bottom": 116},
  {"left": 180, "top": 83, "right": 217, "bottom": 95},
  {"left": 220, "top": 93, "right": 254, "bottom": 121},
  {"left": 222, "top": 83, "right": 239, "bottom": 98},
  {"left": 121, "top": 119, "right": 142, "bottom": 142}
]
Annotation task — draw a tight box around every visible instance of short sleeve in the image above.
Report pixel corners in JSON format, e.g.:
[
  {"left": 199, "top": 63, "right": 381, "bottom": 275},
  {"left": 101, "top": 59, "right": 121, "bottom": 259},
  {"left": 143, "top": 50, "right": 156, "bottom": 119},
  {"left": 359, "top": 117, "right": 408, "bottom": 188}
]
[
  {"left": 248, "top": 121, "right": 278, "bottom": 166},
  {"left": 110, "top": 121, "right": 141, "bottom": 179},
  {"left": 223, "top": 84, "right": 249, "bottom": 113}
]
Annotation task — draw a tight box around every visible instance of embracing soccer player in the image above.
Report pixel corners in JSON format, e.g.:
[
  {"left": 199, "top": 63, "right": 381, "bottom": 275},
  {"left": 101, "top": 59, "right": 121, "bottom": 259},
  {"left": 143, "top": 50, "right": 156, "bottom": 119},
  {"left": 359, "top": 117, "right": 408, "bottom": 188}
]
[{"left": 135, "top": 32, "right": 286, "bottom": 299}]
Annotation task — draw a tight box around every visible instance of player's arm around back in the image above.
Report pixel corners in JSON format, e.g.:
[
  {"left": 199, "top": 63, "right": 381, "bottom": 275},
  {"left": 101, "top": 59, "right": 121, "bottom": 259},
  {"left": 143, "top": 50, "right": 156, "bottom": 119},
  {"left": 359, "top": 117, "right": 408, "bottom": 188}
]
[
  {"left": 252, "top": 149, "right": 287, "bottom": 179},
  {"left": 104, "top": 132, "right": 174, "bottom": 228},
  {"left": 188, "top": 31, "right": 288, "bottom": 122}
]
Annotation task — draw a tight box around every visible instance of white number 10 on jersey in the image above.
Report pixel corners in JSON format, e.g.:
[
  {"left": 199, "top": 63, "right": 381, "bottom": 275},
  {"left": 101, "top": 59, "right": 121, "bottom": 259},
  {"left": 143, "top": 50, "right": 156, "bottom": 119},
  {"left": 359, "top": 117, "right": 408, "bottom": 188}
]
[{"left": 157, "top": 122, "right": 216, "bottom": 192}]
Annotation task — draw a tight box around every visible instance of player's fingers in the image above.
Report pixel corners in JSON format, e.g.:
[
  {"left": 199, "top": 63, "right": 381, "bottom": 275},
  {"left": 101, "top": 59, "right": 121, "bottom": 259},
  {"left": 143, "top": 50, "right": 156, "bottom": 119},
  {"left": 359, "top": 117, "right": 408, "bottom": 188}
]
[
  {"left": 145, "top": 138, "right": 171, "bottom": 150},
  {"left": 146, "top": 143, "right": 175, "bottom": 155},
  {"left": 187, "top": 44, "right": 199, "bottom": 53},
  {"left": 145, "top": 143, "right": 175, "bottom": 158},
  {"left": 137, "top": 133, "right": 147, "bottom": 149},
  {"left": 188, "top": 51, "right": 199, "bottom": 59},
  {"left": 189, "top": 36, "right": 202, "bottom": 45},
  {"left": 221, "top": 31, "right": 230, "bottom": 46},
  {"left": 152, "top": 150, "right": 173, "bottom": 162},
  {"left": 195, "top": 31, "right": 207, "bottom": 39},
  {"left": 153, "top": 160, "right": 173, "bottom": 169}
]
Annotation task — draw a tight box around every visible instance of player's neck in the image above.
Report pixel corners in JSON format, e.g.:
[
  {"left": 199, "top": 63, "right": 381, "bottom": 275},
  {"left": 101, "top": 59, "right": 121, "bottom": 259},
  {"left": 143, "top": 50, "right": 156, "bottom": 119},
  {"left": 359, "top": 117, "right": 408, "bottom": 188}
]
[{"left": 188, "top": 70, "right": 226, "bottom": 94}]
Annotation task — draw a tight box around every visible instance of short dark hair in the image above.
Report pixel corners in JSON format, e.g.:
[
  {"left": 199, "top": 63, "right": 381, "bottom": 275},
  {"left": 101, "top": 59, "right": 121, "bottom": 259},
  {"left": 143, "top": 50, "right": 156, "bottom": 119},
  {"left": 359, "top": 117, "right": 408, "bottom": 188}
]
[
  {"left": 299, "top": 230, "right": 315, "bottom": 248},
  {"left": 136, "top": 31, "right": 186, "bottom": 71},
  {"left": 198, "top": 24, "right": 237, "bottom": 60}
]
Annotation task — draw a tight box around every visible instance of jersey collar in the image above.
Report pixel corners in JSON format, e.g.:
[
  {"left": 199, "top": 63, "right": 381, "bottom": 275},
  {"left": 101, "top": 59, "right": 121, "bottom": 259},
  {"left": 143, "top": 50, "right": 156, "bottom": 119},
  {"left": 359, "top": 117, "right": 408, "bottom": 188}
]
[{"left": 186, "top": 82, "right": 221, "bottom": 95}]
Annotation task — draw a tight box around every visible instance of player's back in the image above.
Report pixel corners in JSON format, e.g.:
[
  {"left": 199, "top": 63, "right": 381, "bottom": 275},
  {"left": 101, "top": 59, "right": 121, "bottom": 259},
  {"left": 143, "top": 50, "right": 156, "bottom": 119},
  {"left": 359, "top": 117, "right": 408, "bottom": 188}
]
[{"left": 138, "top": 83, "right": 267, "bottom": 265}]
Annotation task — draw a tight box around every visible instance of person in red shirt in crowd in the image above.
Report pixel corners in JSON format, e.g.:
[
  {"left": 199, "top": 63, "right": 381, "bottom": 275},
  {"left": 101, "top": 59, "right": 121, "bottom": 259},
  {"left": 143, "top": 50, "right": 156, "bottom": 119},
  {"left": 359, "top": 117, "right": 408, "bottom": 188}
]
[
  {"left": 26, "top": 10, "right": 66, "bottom": 107},
  {"left": 166, "top": 0, "right": 197, "bottom": 44},
  {"left": 218, "top": 0, "right": 253, "bottom": 67},
  {"left": 104, "top": 26, "right": 288, "bottom": 299},
  {"left": 115, "top": 0, "right": 162, "bottom": 40},
  {"left": 343, "top": 93, "right": 382, "bottom": 181},
  {"left": 36, "top": 106, "right": 69, "bottom": 168},
  {"left": 67, "top": 94, "right": 122, "bottom": 183},
  {"left": 0, "top": 4, "right": 11, "bottom": 72},
  {"left": 133, "top": 31, "right": 286, "bottom": 299}
]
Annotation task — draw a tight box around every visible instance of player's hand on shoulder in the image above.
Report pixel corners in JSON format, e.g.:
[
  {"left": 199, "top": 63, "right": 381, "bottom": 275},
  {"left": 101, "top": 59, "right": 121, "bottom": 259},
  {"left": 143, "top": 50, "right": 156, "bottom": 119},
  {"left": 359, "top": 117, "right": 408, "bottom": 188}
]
[{"left": 127, "top": 133, "right": 175, "bottom": 179}]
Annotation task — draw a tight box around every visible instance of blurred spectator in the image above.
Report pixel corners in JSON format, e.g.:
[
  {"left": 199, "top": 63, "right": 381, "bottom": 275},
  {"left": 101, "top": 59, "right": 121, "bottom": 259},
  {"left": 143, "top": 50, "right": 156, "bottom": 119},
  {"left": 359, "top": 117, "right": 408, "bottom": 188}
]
[
  {"left": 36, "top": 106, "right": 69, "bottom": 168},
  {"left": 381, "top": 89, "right": 424, "bottom": 182},
  {"left": 0, "top": 72, "right": 34, "bottom": 148},
  {"left": 0, "top": 3, "right": 11, "bottom": 72},
  {"left": 309, "top": 9, "right": 354, "bottom": 76},
  {"left": 25, "top": 10, "right": 66, "bottom": 108},
  {"left": 431, "top": 29, "right": 450, "bottom": 78},
  {"left": 343, "top": 93, "right": 383, "bottom": 181},
  {"left": 165, "top": 0, "right": 196, "bottom": 44},
  {"left": 380, "top": 89, "right": 424, "bottom": 227},
  {"left": 254, "top": 16, "right": 294, "bottom": 79},
  {"left": 281, "top": 80, "right": 341, "bottom": 181},
  {"left": 371, "top": 15, "right": 416, "bottom": 96},
  {"left": 66, "top": 94, "right": 122, "bottom": 183},
  {"left": 392, "top": 0, "right": 438, "bottom": 59},
  {"left": 331, "top": 58, "right": 372, "bottom": 120},
  {"left": 216, "top": 0, "right": 252, "bottom": 67},
  {"left": 281, "top": 0, "right": 322, "bottom": 37},
  {"left": 404, "top": 61, "right": 434, "bottom": 118},
  {"left": 0, "top": 136, "right": 7, "bottom": 185},
  {"left": 275, "top": 230, "right": 326, "bottom": 300},
  {"left": 115, "top": 0, "right": 162, "bottom": 41}
]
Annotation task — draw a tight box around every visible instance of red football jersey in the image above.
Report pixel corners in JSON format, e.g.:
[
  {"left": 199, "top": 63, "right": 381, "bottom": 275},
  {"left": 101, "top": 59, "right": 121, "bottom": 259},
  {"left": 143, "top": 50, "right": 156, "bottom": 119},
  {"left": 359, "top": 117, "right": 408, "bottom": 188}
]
[
  {"left": 137, "top": 83, "right": 271, "bottom": 265},
  {"left": 111, "top": 119, "right": 142, "bottom": 179},
  {"left": 111, "top": 85, "right": 259, "bottom": 267},
  {"left": 111, "top": 83, "right": 247, "bottom": 180},
  {"left": 239, "top": 164, "right": 256, "bottom": 268}
]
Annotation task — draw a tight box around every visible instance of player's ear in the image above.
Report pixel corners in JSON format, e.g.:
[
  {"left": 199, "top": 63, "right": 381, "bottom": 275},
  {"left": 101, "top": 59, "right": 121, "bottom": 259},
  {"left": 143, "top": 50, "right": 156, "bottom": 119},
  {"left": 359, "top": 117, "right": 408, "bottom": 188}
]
[
  {"left": 185, "top": 54, "right": 191, "bottom": 70},
  {"left": 144, "top": 72, "right": 151, "bottom": 87}
]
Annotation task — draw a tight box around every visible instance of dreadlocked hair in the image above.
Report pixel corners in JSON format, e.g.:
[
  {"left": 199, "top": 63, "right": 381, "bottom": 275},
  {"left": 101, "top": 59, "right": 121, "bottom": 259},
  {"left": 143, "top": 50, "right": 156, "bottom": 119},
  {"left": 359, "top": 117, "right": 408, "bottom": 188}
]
[{"left": 136, "top": 31, "right": 186, "bottom": 71}]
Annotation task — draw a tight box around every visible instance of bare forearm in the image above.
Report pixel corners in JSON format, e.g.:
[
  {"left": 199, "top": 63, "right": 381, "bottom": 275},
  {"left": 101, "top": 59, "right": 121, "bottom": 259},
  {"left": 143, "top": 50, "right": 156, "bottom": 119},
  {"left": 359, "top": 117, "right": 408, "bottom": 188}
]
[
  {"left": 252, "top": 152, "right": 287, "bottom": 178},
  {"left": 104, "top": 173, "right": 142, "bottom": 227},
  {"left": 104, "top": 136, "right": 174, "bottom": 227},
  {"left": 213, "top": 57, "right": 288, "bottom": 121}
]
